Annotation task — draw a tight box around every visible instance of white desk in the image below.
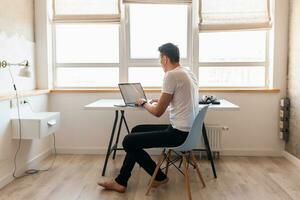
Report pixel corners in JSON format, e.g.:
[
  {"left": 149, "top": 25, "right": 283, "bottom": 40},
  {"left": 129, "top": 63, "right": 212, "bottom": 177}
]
[
  {"left": 85, "top": 99, "right": 239, "bottom": 111},
  {"left": 85, "top": 99, "right": 239, "bottom": 177}
]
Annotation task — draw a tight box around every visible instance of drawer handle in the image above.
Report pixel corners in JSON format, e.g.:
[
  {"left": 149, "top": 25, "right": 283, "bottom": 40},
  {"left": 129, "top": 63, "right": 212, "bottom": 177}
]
[{"left": 47, "top": 120, "right": 57, "bottom": 127}]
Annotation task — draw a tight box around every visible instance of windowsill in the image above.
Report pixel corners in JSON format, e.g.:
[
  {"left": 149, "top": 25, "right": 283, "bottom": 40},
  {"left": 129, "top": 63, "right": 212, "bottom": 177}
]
[
  {"left": 0, "top": 88, "right": 280, "bottom": 101},
  {"left": 50, "top": 87, "right": 280, "bottom": 93},
  {"left": 0, "top": 90, "right": 50, "bottom": 101}
]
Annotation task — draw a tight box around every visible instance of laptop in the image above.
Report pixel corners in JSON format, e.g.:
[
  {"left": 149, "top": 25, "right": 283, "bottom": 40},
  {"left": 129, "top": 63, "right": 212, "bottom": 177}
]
[{"left": 118, "top": 83, "right": 147, "bottom": 107}]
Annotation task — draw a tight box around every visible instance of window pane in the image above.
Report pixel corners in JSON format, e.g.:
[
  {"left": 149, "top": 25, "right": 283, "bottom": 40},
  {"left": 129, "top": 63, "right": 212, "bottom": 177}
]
[
  {"left": 199, "top": 67, "right": 265, "bottom": 87},
  {"left": 129, "top": 4, "right": 188, "bottom": 59},
  {"left": 56, "top": 68, "right": 119, "bottom": 87},
  {"left": 199, "top": 31, "right": 266, "bottom": 62},
  {"left": 55, "top": 0, "right": 119, "bottom": 15},
  {"left": 55, "top": 24, "right": 119, "bottom": 63},
  {"left": 129, "top": 67, "right": 165, "bottom": 87}
]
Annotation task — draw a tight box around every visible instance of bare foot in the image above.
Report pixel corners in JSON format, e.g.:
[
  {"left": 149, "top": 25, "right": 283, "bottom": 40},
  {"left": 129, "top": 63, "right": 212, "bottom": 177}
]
[
  {"left": 97, "top": 180, "right": 126, "bottom": 193},
  {"left": 149, "top": 177, "right": 169, "bottom": 188}
]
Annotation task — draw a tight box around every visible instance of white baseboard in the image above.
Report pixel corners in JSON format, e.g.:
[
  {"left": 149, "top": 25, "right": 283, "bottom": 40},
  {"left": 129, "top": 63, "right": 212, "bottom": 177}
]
[
  {"left": 56, "top": 147, "right": 106, "bottom": 155},
  {"left": 282, "top": 150, "right": 300, "bottom": 168},
  {"left": 0, "top": 148, "right": 52, "bottom": 189},
  {"left": 0, "top": 174, "right": 13, "bottom": 190},
  {"left": 56, "top": 147, "right": 282, "bottom": 157},
  {"left": 220, "top": 148, "right": 283, "bottom": 157}
]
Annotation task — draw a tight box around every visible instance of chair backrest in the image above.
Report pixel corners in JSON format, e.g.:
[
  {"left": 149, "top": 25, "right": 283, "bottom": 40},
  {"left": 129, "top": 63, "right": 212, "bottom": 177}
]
[{"left": 171, "top": 105, "right": 209, "bottom": 152}]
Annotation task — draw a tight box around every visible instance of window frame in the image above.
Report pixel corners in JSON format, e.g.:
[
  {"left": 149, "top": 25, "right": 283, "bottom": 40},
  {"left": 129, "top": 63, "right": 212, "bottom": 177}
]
[
  {"left": 52, "top": 22, "right": 122, "bottom": 89},
  {"left": 52, "top": 2, "right": 271, "bottom": 89}
]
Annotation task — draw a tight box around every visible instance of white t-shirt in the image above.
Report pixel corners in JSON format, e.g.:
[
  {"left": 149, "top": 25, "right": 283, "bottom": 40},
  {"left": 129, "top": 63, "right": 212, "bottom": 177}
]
[{"left": 162, "top": 66, "right": 199, "bottom": 132}]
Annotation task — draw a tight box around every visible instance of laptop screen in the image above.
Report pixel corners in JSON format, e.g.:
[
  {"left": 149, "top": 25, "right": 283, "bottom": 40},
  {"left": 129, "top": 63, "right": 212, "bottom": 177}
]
[{"left": 118, "top": 83, "right": 147, "bottom": 105}]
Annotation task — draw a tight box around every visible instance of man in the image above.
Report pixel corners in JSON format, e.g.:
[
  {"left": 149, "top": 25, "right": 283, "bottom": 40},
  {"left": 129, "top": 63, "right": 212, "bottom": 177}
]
[{"left": 98, "top": 43, "right": 199, "bottom": 193}]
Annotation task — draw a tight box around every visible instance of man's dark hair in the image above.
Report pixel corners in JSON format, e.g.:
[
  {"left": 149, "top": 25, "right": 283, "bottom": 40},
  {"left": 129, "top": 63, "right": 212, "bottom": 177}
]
[{"left": 158, "top": 43, "right": 180, "bottom": 63}]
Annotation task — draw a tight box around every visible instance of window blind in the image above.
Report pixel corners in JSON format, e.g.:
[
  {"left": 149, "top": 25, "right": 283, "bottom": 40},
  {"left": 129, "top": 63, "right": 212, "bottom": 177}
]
[
  {"left": 199, "top": 0, "right": 272, "bottom": 31},
  {"left": 123, "top": 0, "right": 191, "bottom": 4},
  {"left": 52, "top": 0, "right": 121, "bottom": 23}
]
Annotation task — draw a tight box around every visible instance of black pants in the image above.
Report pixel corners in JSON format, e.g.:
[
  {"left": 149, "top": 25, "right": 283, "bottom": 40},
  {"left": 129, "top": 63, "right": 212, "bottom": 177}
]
[{"left": 115, "top": 124, "right": 188, "bottom": 187}]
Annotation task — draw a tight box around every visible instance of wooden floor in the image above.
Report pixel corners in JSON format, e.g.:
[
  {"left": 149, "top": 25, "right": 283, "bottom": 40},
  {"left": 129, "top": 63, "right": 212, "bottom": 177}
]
[{"left": 1, "top": 155, "right": 300, "bottom": 200}]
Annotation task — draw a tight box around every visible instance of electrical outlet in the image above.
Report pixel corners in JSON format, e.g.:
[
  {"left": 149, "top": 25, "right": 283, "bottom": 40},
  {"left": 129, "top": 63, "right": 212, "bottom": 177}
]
[
  {"left": 279, "top": 132, "right": 284, "bottom": 140},
  {"left": 10, "top": 98, "right": 28, "bottom": 109},
  {"left": 10, "top": 99, "right": 17, "bottom": 108}
]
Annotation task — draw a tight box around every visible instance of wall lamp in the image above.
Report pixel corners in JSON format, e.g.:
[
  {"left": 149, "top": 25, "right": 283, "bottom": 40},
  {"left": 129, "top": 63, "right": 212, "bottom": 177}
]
[{"left": 0, "top": 60, "right": 31, "bottom": 78}]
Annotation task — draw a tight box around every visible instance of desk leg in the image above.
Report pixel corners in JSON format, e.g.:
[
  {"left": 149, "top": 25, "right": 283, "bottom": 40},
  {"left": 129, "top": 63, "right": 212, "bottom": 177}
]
[
  {"left": 112, "top": 111, "right": 130, "bottom": 159},
  {"left": 112, "top": 111, "right": 124, "bottom": 160},
  {"left": 102, "top": 110, "right": 119, "bottom": 176},
  {"left": 202, "top": 123, "right": 217, "bottom": 178},
  {"left": 122, "top": 111, "right": 130, "bottom": 134}
]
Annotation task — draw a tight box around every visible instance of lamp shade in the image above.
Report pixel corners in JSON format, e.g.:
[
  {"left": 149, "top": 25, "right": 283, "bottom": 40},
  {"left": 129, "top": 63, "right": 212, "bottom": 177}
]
[{"left": 18, "top": 66, "right": 31, "bottom": 78}]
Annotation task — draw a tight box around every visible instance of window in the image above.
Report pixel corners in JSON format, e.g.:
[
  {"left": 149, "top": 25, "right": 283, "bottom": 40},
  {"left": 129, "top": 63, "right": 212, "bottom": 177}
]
[
  {"left": 199, "top": 31, "right": 266, "bottom": 63},
  {"left": 199, "top": 67, "right": 265, "bottom": 87},
  {"left": 53, "top": 0, "right": 120, "bottom": 88},
  {"left": 128, "top": 4, "right": 188, "bottom": 59},
  {"left": 129, "top": 67, "right": 165, "bottom": 87},
  {"left": 52, "top": 1, "right": 271, "bottom": 88},
  {"left": 127, "top": 3, "right": 190, "bottom": 86},
  {"left": 55, "top": 24, "right": 119, "bottom": 63},
  {"left": 56, "top": 68, "right": 119, "bottom": 87},
  {"left": 197, "top": 0, "right": 271, "bottom": 87},
  {"left": 198, "top": 31, "right": 268, "bottom": 87},
  {"left": 54, "top": 24, "right": 119, "bottom": 87}
]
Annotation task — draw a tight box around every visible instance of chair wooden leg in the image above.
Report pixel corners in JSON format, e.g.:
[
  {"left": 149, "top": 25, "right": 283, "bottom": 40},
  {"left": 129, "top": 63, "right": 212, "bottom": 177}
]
[
  {"left": 145, "top": 151, "right": 165, "bottom": 195},
  {"left": 165, "top": 150, "right": 171, "bottom": 176},
  {"left": 183, "top": 154, "right": 192, "bottom": 200},
  {"left": 191, "top": 151, "right": 206, "bottom": 188},
  {"left": 179, "top": 158, "right": 183, "bottom": 168}
]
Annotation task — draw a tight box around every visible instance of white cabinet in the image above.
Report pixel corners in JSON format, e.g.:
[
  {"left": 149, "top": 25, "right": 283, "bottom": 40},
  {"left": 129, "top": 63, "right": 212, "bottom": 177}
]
[{"left": 11, "top": 112, "right": 60, "bottom": 139}]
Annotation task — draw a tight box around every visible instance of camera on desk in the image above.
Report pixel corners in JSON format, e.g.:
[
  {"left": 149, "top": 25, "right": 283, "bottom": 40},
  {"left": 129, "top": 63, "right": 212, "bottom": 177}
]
[{"left": 199, "top": 95, "right": 220, "bottom": 105}]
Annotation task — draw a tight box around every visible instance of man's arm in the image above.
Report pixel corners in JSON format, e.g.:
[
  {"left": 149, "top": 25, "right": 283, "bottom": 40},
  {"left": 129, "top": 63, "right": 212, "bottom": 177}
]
[{"left": 136, "top": 93, "right": 173, "bottom": 117}]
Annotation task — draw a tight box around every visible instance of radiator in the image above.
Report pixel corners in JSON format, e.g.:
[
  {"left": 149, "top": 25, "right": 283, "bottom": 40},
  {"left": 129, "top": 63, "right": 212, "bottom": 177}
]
[{"left": 199, "top": 124, "right": 228, "bottom": 152}]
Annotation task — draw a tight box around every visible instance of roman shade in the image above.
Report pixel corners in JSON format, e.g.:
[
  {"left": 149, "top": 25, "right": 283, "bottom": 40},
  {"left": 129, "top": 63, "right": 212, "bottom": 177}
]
[
  {"left": 52, "top": 0, "right": 121, "bottom": 23},
  {"left": 123, "top": 0, "right": 192, "bottom": 4},
  {"left": 199, "top": 0, "right": 272, "bottom": 31}
]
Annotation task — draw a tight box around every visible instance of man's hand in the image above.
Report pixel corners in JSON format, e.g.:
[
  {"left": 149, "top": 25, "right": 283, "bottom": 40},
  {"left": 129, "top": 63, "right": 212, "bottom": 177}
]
[
  {"left": 144, "top": 93, "right": 173, "bottom": 117},
  {"left": 136, "top": 98, "right": 147, "bottom": 107},
  {"left": 149, "top": 99, "right": 159, "bottom": 104}
]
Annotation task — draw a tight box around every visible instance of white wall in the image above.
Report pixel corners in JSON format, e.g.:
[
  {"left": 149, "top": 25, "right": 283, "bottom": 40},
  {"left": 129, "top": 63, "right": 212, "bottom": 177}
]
[
  {"left": 48, "top": 0, "right": 289, "bottom": 156},
  {"left": 0, "top": 95, "right": 51, "bottom": 189},
  {"left": 0, "top": 0, "right": 51, "bottom": 189},
  {"left": 0, "top": 32, "right": 35, "bottom": 92},
  {"left": 0, "top": 0, "right": 36, "bottom": 93},
  {"left": 286, "top": 0, "right": 300, "bottom": 158},
  {"left": 50, "top": 92, "right": 284, "bottom": 156}
]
